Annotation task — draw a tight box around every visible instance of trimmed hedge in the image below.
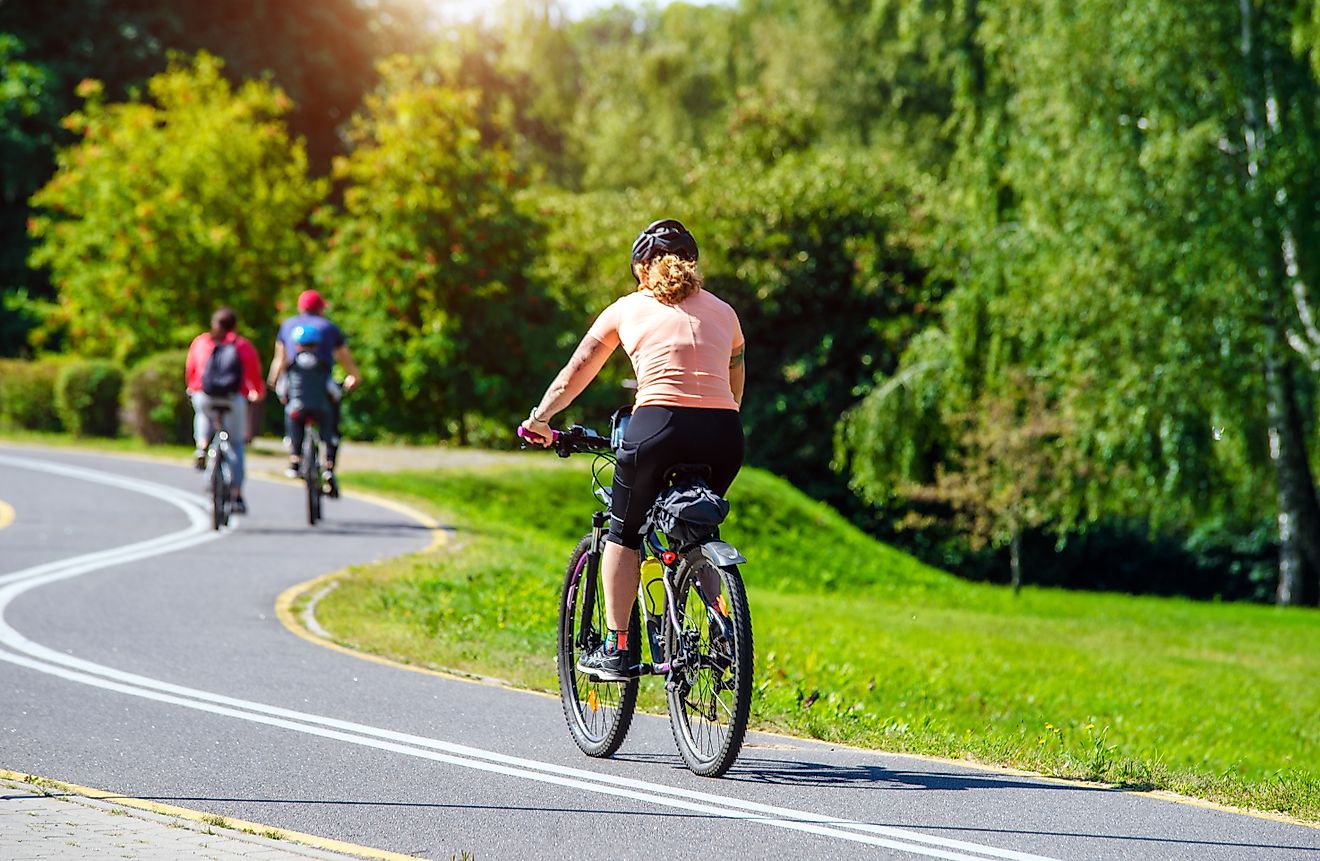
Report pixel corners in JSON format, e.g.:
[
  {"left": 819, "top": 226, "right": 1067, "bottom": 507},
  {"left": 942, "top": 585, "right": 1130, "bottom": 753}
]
[
  {"left": 124, "top": 350, "right": 191, "bottom": 444},
  {"left": 55, "top": 360, "right": 124, "bottom": 437},
  {"left": 0, "top": 357, "right": 67, "bottom": 432}
]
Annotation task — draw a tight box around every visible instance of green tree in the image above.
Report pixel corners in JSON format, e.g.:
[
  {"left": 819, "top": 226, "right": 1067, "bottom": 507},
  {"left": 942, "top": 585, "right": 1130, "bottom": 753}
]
[
  {"left": 535, "top": 143, "right": 939, "bottom": 502},
  {"left": 0, "top": 34, "right": 57, "bottom": 354},
  {"left": 896, "top": 372, "right": 1084, "bottom": 592},
  {"left": 316, "top": 54, "right": 562, "bottom": 443},
  {"left": 839, "top": 0, "right": 1320, "bottom": 603},
  {"left": 27, "top": 53, "right": 324, "bottom": 363}
]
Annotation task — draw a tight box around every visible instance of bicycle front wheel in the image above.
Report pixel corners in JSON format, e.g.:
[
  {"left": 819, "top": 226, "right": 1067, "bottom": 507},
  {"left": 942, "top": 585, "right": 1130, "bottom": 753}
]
[
  {"left": 209, "top": 455, "right": 225, "bottom": 531},
  {"left": 557, "top": 534, "right": 638, "bottom": 758},
  {"left": 665, "top": 554, "right": 753, "bottom": 777}
]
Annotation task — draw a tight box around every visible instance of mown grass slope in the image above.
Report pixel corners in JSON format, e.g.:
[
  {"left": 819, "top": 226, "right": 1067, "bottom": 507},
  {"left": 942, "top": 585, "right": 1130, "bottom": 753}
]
[{"left": 317, "top": 459, "right": 1320, "bottom": 820}]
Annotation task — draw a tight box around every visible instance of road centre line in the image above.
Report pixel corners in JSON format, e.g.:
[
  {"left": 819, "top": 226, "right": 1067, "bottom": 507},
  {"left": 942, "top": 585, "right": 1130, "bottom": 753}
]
[{"left": 0, "top": 453, "right": 1063, "bottom": 861}]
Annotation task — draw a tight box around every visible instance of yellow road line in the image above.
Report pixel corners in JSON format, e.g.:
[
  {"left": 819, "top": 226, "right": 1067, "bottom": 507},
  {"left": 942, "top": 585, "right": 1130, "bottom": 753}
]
[
  {"left": 3, "top": 443, "right": 1313, "bottom": 830},
  {"left": 276, "top": 490, "right": 1320, "bottom": 831},
  {"left": 273, "top": 487, "right": 551, "bottom": 697},
  {"left": 0, "top": 768, "right": 421, "bottom": 860}
]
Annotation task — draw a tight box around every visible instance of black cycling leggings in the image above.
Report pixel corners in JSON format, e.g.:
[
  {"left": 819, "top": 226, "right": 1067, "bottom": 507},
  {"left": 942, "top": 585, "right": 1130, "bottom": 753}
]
[{"left": 607, "top": 405, "right": 744, "bottom": 549}]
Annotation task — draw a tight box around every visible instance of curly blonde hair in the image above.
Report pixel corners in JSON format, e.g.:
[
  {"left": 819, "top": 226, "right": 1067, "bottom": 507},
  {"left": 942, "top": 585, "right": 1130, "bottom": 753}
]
[{"left": 639, "top": 254, "right": 703, "bottom": 305}]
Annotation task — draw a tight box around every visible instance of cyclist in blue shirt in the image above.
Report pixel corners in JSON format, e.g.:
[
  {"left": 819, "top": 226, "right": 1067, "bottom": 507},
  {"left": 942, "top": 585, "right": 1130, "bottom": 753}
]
[{"left": 268, "top": 290, "right": 362, "bottom": 489}]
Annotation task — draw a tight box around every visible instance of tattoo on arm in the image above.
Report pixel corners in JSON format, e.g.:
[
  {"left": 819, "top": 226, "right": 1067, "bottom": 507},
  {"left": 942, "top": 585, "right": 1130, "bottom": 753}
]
[
  {"left": 730, "top": 346, "right": 745, "bottom": 369},
  {"left": 568, "top": 337, "right": 609, "bottom": 373},
  {"left": 537, "top": 336, "right": 613, "bottom": 419}
]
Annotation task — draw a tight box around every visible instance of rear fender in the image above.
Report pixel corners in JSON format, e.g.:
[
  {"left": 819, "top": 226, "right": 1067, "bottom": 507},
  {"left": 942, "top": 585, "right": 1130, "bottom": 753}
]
[{"left": 701, "top": 540, "right": 746, "bottom": 567}]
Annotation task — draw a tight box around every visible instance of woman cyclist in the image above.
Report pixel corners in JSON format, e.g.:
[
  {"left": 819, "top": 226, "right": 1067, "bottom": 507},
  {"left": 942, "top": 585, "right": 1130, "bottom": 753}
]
[{"left": 521, "top": 219, "right": 746, "bottom": 681}]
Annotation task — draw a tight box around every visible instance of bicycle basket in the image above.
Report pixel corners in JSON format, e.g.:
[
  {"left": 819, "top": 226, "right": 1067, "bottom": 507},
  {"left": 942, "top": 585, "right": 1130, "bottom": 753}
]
[{"left": 646, "top": 481, "right": 729, "bottom": 547}]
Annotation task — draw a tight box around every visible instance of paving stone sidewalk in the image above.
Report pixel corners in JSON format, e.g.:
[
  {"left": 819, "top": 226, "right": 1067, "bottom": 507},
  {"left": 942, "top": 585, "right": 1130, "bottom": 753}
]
[{"left": 2, "top": 781, "right": 372, "bottom": 861}]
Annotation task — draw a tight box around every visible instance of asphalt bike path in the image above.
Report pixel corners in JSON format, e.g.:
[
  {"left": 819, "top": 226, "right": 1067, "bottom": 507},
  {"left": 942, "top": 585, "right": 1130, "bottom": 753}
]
[{"left": 0, "top": 444, "right": 1316, "bottom": 860}]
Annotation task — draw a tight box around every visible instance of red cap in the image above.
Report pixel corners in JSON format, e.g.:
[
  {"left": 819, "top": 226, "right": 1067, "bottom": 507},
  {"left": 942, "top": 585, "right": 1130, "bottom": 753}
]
[{"left": 297, "top": 289, "right": 326, "bottom": 313}]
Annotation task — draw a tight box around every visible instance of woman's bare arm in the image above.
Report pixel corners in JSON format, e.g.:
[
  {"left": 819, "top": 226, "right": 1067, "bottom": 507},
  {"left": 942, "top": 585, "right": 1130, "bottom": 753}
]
[
  {"left": 730, "top": 344, "right": 745, "bottom": 407},
  {"left": 266, "top": 340, "right": 287, "bottom": 387},
  {"left": 531, "top": 334, "right": 616, "bottom": 424}
]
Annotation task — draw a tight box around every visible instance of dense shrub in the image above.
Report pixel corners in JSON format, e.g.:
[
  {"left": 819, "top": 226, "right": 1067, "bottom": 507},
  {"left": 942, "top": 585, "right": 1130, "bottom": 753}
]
[
  {"left": 124, "top": 350, "right": 190, "bottom": 444},
  {"left": 316, "top": 56, "right": 562, "bottom": 444},
  {"left": 0, "top": 357, "right": 66, "bottom": 431},
  {"left": 55, "top": 359, "right": 123, "bottom": 437}
]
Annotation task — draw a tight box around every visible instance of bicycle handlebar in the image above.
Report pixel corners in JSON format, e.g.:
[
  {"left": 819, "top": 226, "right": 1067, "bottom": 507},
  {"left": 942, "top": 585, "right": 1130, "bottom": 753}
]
[{"left": 517, "top": 424, "right": 611, "bottom": 458}]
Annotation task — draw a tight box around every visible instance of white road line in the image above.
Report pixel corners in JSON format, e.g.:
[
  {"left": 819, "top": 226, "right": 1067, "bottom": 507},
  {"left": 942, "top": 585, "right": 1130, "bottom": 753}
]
[{"left": 0, "top": 452, "right": 1064, "bottom": 861}]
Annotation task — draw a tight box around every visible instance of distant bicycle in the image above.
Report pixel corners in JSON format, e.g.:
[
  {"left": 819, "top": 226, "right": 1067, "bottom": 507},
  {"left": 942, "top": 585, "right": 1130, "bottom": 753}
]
[
  {"left": 200, "top": 397, "right": 237, "bottom": 531},
  {"left": 289, "top": 412, "right": 326, "bottom": 526},
  {"left": 519, "top": 410, "right": 754, "bottom": 777}
]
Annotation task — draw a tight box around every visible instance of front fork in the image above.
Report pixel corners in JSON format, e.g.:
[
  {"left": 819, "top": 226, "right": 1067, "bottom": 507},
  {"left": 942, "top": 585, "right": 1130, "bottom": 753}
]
[{"left": 574, "top": 511, "right": 608, "bottom": 653}]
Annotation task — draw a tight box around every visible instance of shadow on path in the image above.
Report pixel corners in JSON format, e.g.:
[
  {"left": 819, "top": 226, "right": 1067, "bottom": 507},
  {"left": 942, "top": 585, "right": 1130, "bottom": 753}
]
[
  {"left": 36, "top": 791, "right": 1314, "bottom": 855},
  {"left": 235, "top": 519, "right": 456, "bottom": 540}
]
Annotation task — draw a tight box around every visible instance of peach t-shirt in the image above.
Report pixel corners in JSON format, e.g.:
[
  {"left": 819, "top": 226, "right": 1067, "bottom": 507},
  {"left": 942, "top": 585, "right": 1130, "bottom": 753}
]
[{"left": 587, "top": 288, "right": 744, "bottom": 411}]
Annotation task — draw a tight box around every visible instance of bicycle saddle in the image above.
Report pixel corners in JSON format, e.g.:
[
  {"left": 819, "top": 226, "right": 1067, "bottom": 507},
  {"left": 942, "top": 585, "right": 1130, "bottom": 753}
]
[{"left": 663, "top": 463, "right": 713, "bottom": 486}]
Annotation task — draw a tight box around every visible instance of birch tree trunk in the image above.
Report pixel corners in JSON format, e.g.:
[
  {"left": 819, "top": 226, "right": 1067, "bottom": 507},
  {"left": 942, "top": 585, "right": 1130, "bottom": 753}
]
[
  {"left": 1240, "top": 0, "right": 1320, "bottom": 604},
  {"left": 1265, "top": 331, "right": 1320, "bottom": 605}
]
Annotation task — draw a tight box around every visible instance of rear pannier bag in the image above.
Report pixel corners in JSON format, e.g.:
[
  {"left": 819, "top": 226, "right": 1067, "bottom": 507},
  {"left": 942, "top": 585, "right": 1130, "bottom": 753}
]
[{"left": 646, "top": 482, "right": 729, "bottom": 547}]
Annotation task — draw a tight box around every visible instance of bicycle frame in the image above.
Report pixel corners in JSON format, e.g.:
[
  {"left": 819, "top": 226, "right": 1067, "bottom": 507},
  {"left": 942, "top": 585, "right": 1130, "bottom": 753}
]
[
  {"left": 530, "top": 416, "right": 754, "bottom": 776},
  {"left": 569, "top": 446, "right": 744, "bottom": 682}
]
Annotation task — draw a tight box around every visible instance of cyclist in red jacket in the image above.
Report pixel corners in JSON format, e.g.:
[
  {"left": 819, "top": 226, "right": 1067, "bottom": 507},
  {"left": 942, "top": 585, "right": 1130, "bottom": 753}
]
[{"left": 185, "top": 307, "right": 265, "bottom": 514}]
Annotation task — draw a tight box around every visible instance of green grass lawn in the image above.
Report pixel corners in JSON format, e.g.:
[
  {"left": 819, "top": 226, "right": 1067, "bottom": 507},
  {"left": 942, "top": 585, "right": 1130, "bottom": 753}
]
[
  {"left": 311, "top": 460, "right": 1318, "bottom": 820},
  {"left": 0, "top": 429, "right": 195, "bottom": 459}
]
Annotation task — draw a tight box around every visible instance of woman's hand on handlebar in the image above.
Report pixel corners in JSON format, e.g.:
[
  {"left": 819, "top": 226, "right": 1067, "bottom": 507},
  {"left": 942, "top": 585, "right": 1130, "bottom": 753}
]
[
  {"left": 518, "top": 418, "right": 554, "bottom": 447},
  {"left": 343, "top": 374, "right": 359, "bottom": 392}
]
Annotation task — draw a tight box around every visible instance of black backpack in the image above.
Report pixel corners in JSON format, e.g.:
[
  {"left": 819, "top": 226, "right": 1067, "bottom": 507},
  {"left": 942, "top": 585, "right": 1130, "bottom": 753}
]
[{"left": 201, "top": 340, "right": 243, "bottom": 396}]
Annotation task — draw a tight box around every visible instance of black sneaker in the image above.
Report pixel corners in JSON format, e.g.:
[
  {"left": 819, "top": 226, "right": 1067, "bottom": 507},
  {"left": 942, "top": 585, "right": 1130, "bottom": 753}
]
[
  {"left": 231, "top": 496, "right": 247, "bottom": 515},
  {"left": 193, "top": 449, "right": 206, "bottom": 471},
  {"left": 323, "top": 470, "right": 339, "bottom": 498},
  {"left": 576, "top": 643, "right": 635, "bottom": 682}
]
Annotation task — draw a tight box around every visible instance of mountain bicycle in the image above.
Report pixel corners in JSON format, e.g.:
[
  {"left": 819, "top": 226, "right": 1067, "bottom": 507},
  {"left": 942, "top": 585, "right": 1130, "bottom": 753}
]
[
  {"left": 518, "top": 412, "right": 754, "bottom": 777},
  {"left": 201, "top": 399, "right": 236, "bottom": 531}
]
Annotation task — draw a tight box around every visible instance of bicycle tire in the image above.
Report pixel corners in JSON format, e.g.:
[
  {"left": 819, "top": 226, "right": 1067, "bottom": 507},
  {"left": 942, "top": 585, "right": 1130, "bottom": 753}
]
[
  {"left": 209, "top": 452, "right": 225, "bottom": 531},
  {"left": 557, "top": 533, "right": 639, "bottom": 758},
  {"left": 304, "top": 435, "right": 320, "bottom": 526},
  {"left": 664, "top": 555, "right": 753, "bottom": 777}
]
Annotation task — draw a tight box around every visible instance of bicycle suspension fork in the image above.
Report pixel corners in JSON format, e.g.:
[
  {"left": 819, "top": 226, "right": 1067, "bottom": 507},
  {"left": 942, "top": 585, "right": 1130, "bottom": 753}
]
[{"left": 575, "top": 511, "right": 608, "bottom": 652}]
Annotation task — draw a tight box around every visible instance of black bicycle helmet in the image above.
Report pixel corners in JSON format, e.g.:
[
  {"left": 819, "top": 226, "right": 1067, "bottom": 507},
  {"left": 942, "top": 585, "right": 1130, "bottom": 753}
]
[{"left": 630, "top": 218, "right": 698, "bottom": 282}]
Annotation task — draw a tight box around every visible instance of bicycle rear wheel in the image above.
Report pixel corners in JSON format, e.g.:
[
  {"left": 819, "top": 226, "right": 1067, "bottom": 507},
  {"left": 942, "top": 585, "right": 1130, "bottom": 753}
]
[
  {"left": 664, "top": 553, "right": 753, "bottom": 777},
  {"left": 304, "top": 436, "right": 321, "bottom": 526},
  {"left": 557, "top": 533, "right": 639, "bottom": 758}
]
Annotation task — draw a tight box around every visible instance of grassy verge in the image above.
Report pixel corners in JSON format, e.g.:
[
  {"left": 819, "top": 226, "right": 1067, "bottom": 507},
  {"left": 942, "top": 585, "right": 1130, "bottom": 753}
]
[
  {"left": 0, "top": 429, "right": 194, "bottom": 459},
  {"left": 315, "top": 460, "right": 1317, "bottom": 821}
]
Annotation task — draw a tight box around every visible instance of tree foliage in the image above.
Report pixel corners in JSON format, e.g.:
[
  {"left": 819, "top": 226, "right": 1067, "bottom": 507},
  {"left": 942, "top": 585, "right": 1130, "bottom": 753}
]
[
  {"left": 837, "top": 0, "right": 1320, "bottom": 602},
  {"left": 316, "top": 54, "right": 563, "bottom": 443},
  {"left": 28, "top": 53, "right": 324, "bottom": 363}
]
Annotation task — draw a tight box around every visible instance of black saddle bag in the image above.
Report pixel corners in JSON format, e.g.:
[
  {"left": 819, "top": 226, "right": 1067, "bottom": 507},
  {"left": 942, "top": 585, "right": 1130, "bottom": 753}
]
[{"left": 647, "top": 481, "right": 730, "bottom": 548}]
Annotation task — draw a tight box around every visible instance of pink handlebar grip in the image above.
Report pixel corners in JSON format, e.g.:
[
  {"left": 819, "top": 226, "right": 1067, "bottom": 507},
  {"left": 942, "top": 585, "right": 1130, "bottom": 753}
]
[{"left": 517, "top": 424, "right": 558, "bottom": 444}]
